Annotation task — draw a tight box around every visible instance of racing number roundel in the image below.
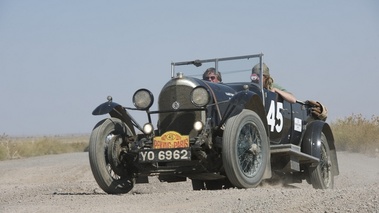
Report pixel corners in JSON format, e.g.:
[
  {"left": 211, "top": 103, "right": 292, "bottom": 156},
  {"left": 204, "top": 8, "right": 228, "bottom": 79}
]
[{"left": 267, "top": 100, "right": 283, "bottom": 133}]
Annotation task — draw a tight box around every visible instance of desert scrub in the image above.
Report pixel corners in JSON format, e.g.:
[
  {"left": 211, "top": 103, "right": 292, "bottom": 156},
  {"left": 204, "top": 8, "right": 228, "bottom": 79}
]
[
  {"left": 0, "top": 134, "right": 89, "bottom": 161},
  {"left": 2, "top": 114, "right": 378, "bottom": 160},
  {"left": 331, "top": 114, "right": 379, "bottom": 157}
]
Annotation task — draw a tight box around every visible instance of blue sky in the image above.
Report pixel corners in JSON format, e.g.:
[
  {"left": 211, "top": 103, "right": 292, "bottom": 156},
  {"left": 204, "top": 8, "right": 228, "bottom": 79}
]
[{"left": 1, "top": 1, "right": 378, "bottom": 136}]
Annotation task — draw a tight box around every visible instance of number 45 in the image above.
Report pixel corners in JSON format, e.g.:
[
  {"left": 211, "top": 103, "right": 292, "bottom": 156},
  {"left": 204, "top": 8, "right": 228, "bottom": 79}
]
[{"left": 267, "top": 100, "right": 283, "bottom": 133}]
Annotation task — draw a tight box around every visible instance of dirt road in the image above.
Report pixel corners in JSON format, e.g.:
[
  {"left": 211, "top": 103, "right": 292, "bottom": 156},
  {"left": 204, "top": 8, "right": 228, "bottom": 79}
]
[{"left": 0, "top": 151, "right": 378, "bottom": 212}]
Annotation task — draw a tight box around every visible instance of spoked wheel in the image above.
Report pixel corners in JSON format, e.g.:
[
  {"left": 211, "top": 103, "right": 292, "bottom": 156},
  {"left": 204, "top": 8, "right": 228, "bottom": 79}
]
[
  {"left": 222, "top": 110, "right": 269, "bottom": 188},
  {"left": 89, "top": 118, "right": 135, "bottom": 194},
  {"left": 309, "top": 133, "right": 334, "bottom": 189}
]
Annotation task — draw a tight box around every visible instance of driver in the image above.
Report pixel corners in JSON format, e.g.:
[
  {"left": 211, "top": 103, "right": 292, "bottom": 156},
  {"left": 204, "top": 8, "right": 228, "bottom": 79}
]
[
  {"left": 252, "top": 63, "right": 296, "bottom": 103},
  {"left": 203, "top": 67, "right": 222, "bottom": 83}
]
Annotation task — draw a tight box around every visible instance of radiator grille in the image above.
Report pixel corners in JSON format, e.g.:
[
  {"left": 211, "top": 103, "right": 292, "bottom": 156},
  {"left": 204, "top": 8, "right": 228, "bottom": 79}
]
[{"left": 158, "top": 85, "right": 202, "bottom": 137}]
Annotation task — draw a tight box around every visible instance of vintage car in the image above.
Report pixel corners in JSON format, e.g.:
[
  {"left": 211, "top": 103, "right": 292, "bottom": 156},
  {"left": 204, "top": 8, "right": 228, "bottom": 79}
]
[{"left": 89, "top": 53, "right": 339, "bottom": 194}]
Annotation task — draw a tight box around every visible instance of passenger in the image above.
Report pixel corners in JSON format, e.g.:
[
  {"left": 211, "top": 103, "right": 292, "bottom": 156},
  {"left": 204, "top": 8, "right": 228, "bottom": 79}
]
[
  {"left": 203, "top": 67, "right": 222, "bottom": 83},
  {"left": 252, "top": 63, "right": 297, "bottom": 103}
]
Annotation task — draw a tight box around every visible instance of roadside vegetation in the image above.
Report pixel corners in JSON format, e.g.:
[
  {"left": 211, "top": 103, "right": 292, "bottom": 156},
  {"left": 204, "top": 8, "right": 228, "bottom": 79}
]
[
  {"left": 0, "top": 134, "right": 88, "bottom": 161},
  {"left": 331, "top": 114, "right": 379, "bottom": 158},
  {"left": 1, "top": 114, "right": 378, "bottom": 161}
]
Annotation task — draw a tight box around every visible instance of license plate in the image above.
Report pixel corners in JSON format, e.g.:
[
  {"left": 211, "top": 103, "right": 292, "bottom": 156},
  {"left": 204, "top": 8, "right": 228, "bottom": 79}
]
[{"left": 139, "top": 148, "right": 191, "bottom": 162}]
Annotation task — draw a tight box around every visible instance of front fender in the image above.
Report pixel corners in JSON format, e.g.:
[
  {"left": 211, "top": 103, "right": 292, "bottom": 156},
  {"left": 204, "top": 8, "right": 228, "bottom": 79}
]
[
  {"left": 220, "top": 91, "right": 267, "bottom": 133},
  {"left": 226, "top": 91, "right": 259, "bottom": 117},
  {"left": 92, "top": 101, "right": 122, "bottom": 115},
  {"left": 92, "top": 101, "right": 136, "bottom": 135}
]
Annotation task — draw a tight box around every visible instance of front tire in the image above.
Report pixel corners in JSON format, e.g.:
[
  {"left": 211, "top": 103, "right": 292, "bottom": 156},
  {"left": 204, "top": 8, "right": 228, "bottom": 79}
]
[
  {"left": 89, "top": 118, "right": 135, "bottom": 194},
  {"left": 309, "top": 133, "right": 334, "bottom": 189},
  {"left": 222, "top": 110, "right": 269, "bottom": 188}
]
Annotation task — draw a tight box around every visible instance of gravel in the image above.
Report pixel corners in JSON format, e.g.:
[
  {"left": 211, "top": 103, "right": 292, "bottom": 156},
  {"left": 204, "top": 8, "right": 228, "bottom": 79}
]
[{"left": 0, "top": 151, "right": 378, "bottom": 213}]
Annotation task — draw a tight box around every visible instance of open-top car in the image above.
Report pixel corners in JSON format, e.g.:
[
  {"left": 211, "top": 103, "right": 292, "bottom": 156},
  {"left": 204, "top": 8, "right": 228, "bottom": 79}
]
[{"left": 89, "top": 53, "right": 339, "bottom": 194}]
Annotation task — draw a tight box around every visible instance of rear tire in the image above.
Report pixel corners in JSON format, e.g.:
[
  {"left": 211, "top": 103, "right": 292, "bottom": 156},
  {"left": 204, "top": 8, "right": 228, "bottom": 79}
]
[
  {"left": 222, "top": 110, "right": 269, "bottom": 188},
  {"left": 309, "top": 133, "right": 334, "bottom": 189},
  {"left": 89, "top": 118, "right": 135, "bottom": 194}
]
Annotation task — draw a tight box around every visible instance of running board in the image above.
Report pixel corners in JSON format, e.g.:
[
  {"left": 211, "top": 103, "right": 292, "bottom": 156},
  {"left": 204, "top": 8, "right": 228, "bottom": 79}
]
[{"left": 270, "top": 144, "right": 320, "bottom": 172}]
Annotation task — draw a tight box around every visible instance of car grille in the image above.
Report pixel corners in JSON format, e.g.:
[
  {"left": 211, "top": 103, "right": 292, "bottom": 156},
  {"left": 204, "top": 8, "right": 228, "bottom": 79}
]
[{"left": 158, "top": 84, "right": 202, "bottom": 138}]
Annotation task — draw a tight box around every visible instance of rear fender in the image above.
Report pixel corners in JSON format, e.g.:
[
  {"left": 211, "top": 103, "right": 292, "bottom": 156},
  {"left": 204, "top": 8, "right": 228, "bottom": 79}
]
[
  {"left": 92, "top": 101, "right": 136, "bottom": 135},
  {"left": 301, "top": 120, "right": 339, "bottom": 175}
]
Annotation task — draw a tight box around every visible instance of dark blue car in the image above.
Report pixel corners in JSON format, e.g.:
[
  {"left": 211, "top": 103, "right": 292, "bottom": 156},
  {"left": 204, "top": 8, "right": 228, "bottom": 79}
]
[{"left": 89, "top": 53, "right": 339, "bottom": 194}]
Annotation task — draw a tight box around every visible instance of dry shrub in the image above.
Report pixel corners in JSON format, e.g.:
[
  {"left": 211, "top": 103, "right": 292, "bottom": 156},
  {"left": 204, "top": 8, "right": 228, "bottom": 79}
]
[
  {"left": 2, "top": 114, "right": 379, "bottom": 160},
  {"left": 0, "top": 134, "right": 13, "bottom": 160},
  {"left": 0, "top": 134, "right": 89, "bottom": 161},
  {"left": 331, "top": 114, "right": 379, "bottom": 157}
]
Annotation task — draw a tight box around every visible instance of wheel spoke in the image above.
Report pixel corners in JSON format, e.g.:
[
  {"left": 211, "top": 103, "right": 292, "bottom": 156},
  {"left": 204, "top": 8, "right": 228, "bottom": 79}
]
[
  {"left": 106, "top": 164, "right": 121, "bottom": 180},
  {"left": 237, "top": 123, "right": 262, "bottom": 178},
  {"left": 89, "top": 118, "right": 135, "bottom": 194},
  {"left": 320, "top": 144, "right": 331, "bottom": 187}
]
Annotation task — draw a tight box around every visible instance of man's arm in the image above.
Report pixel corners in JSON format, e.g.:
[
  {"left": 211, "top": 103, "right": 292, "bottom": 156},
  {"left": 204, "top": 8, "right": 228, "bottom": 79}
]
[{"left": 271, "top": 87, "right": 297, "bottom": 104}]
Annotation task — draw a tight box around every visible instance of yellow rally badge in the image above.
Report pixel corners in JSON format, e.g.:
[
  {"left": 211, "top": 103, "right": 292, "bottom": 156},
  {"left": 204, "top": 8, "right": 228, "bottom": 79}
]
[{"left": 153, "top": 131, "right": 189, "bottom": 149}]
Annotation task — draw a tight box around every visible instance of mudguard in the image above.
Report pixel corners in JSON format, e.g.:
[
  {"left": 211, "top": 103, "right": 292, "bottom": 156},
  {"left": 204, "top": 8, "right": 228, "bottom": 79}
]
[
  {"left": 221, "top": 91, "right": 271, "bottom": 179},
  {"left": 92, "top": 101, "right": 136, "bottom": 135},
  {"left": 301, "top": 120, "right": 339, "bottom": 175},
  {"left": 220, "top": 90, "right": 267, "bottom": 132},
  {"left": 92, "top": 101, "right": 122, "bottom": 115}
]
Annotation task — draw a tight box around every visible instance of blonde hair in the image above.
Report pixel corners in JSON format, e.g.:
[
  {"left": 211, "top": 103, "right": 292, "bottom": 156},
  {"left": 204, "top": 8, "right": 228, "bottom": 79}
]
[{"left": 264, "top": 75, "right": 274, "bottom": 90}]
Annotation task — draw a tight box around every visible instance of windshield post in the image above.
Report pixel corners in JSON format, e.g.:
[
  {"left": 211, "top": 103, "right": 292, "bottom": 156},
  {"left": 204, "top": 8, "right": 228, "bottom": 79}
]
[
  {"left": 259, "top": 54, "right": 265, "bottom": 106},
  {"left": 170, "top": 62, "right": 175, "bottom": 78},
  {"left": 215, "top": 58, "right": 219, "bottom": 75}
]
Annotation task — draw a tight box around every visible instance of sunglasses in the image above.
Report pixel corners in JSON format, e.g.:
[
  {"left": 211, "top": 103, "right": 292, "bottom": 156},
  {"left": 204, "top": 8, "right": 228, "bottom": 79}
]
[{"left": 208, "top": 76, "right": 216, "bottom": 80}]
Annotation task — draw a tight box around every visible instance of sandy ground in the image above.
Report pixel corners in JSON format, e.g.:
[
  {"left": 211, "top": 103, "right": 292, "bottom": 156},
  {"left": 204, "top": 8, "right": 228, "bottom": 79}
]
[{"left": 0, "top": 151, "right": 378, "bottom": 213}]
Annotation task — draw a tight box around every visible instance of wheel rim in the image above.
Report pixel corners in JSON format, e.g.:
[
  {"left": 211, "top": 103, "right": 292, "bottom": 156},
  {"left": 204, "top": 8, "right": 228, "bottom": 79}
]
[
  {"left": 237, "top": 122, "right": 262, "bottom": 178},
  {"left": 104, "top": 133, "right": 122, "bottom": 180},
  {"left": 320, "top": 143, "right": 332, "bottom": 187}
]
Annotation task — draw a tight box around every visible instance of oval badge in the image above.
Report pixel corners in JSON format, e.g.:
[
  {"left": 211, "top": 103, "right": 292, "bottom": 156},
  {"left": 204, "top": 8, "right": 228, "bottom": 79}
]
[{"left": 172, "top": 101, "right": 180, "bottom": 110}]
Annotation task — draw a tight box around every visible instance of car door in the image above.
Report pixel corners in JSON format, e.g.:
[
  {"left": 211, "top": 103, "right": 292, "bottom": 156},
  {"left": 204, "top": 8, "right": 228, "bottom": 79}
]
[{"left": 264, "top": 89, "right": 292, "bottom": 144}]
